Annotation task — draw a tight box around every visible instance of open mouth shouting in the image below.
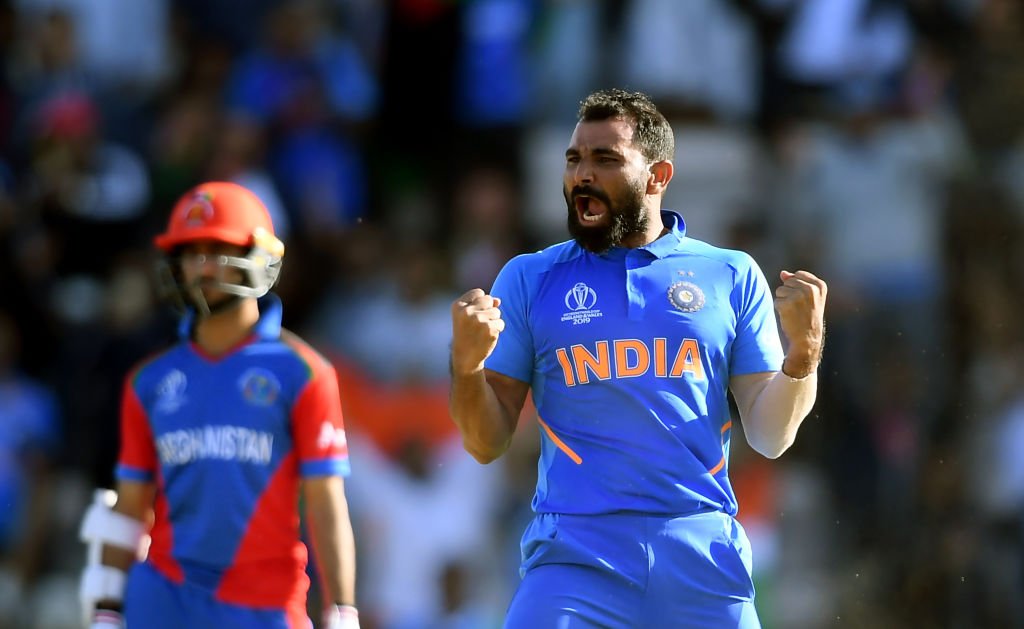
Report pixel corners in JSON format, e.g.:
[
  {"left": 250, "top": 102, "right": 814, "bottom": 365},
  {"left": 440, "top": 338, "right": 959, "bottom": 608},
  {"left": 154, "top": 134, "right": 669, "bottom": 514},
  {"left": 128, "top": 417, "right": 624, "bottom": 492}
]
[{"left": 574, "top": 192, "right": 609, "bottom": 225}]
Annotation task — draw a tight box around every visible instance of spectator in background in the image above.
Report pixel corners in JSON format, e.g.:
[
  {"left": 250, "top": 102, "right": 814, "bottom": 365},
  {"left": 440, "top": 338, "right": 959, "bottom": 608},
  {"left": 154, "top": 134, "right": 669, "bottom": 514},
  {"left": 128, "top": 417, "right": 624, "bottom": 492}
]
[
  {"left": 344, "top": 433, "right": 504, "bottom": 629},
  {"left": 772, "top": 0, "right": 914, "bottom": 114},
  {"left": 11, "top": 0, "right": 172, "bottom": 96},
  {"left": 767, "top": 80, "right": 967, "bottom": 555},
  {"left": 619, "top": 0, "right": 760, "bottom": 123},
  {"left": 226, "top": 0, "right": 375, "bottom": 246},
  {"left": 23, "top": 90, "right": 150, "bottom": 277},
  {"left": 55, "top": 252, "right": 176, "bottom": 489},
  {"left": 308, "top": 237, "right": 454, "bottom": 386},
  {"left": 450, "top": 164, "right": 530, "bottom": 292},
  {"left": 0, "top": 309, "right": 62, "bottom": 626}
]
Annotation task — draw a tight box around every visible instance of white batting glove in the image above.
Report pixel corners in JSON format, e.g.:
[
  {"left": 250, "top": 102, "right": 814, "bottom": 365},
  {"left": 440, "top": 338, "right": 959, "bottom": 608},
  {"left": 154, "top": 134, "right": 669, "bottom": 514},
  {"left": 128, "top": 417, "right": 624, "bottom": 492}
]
[
  {"left": 90, "top": 609, "right": 124, "bottom": 628},
  {"left": 322, "top": 604, "right": 360, "bottom": 629}
]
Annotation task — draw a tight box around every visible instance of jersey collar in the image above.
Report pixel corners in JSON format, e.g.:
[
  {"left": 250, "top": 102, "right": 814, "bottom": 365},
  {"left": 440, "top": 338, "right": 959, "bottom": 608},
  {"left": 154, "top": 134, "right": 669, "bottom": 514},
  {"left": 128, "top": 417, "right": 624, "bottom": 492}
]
[
  {"left": 178, "top": 293, "right": 284, "bottom": 341},
  {"left": 253, "top": 294, "right": 284, "bottom": 339},
  {"left": 643, "top": 209, "right": 687, "bottom": 258},
  {"left": 590, "top": 209, "right": 687, "bottom": 260}
]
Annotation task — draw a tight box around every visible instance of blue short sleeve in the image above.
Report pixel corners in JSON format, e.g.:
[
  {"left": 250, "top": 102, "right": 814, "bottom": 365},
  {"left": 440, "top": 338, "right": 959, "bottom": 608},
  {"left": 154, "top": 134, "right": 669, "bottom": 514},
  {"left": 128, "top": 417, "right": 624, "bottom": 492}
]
[
  {"left": 485, "top": 255, "right": 535, "bottom": 383},
  {"left": 729, "top": 256, "right": 784, "bottom": 375}
]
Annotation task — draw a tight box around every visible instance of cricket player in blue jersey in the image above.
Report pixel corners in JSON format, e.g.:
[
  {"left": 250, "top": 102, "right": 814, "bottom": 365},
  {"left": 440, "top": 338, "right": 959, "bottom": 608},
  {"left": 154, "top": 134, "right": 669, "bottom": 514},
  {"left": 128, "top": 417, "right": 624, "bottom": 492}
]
[
  {"left": 449, "top": 89, "right": 827, "bottom": 628},
  {"left": 78, "top": 182, "right": 360, "bottom": 629}
]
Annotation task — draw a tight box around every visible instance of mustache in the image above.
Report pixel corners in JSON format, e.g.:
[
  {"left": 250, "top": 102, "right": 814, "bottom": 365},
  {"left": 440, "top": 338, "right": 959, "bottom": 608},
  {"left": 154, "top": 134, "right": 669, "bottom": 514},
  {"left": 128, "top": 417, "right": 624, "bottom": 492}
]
[{"left": 568, "top": 185, "right": 611, "bottom": 208}]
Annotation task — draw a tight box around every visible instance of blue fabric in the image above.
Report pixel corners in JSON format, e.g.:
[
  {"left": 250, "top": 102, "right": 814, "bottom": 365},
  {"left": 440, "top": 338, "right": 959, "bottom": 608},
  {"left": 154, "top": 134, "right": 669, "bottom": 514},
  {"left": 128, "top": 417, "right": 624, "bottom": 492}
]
[
  {"left": 506, "top": 511, "right": 760, "bottom": 628},
  {"left": 125, "top": 561, "right": 307, "bottom": 629},
  {"left": 486, "top": 210, "right": 783, "bottom": 517}
]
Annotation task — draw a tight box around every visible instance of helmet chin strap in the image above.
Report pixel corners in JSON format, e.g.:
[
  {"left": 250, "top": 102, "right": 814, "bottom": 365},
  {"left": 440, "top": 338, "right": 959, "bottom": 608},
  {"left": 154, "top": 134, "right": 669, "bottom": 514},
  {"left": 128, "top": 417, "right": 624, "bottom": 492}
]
[{"left": 186, "top": 286, "right": 245, "bottom": 319}]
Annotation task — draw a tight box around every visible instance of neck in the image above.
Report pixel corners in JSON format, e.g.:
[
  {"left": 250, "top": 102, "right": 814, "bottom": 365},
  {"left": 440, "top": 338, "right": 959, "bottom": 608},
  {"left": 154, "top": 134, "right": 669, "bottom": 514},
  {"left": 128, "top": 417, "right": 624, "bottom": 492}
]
[
  {"left": 193, "top": 298, "right": 261, "bottom": 356},
  {"left": 621, "top": 205, "right": 667, "bottom": 248}
]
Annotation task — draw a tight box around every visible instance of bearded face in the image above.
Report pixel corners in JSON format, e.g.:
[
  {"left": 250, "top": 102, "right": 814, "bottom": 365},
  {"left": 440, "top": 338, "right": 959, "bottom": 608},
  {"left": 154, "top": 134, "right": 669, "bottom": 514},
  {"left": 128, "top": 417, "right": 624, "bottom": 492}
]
[{"left": 565, "top": 174, "right": 648, "bottom": 254}]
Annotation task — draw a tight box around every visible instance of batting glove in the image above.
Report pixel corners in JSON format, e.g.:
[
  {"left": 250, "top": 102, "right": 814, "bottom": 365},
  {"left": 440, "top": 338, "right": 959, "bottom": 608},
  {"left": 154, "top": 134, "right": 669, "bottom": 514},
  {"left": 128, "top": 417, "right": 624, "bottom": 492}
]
[
  {"left": 323, "top": 604, "right": 360, "bottom": 629},
  {"left": 90, "top": 609, "right": 124, "bottom": 628}
]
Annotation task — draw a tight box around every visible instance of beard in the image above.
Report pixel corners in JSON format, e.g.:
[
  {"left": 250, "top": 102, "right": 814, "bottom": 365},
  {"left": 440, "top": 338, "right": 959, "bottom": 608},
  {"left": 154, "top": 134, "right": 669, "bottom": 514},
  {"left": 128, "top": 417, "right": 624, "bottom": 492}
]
[
  {"left": 565, "top": 178, "right": 648, "bottom": 254},
  {"left": 184, "top": 277, "right": 240, "bottom": 316}
]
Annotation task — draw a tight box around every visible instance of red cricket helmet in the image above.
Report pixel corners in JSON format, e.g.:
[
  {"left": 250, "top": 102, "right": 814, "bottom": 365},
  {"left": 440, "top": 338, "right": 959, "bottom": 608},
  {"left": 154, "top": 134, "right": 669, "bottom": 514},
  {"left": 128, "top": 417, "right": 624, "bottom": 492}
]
[
  {"left": 155, "top": 182, "right": 285, "bottom": 314},
  {"left": 155, "top": 181, "right": 278, "bottom": 251}
]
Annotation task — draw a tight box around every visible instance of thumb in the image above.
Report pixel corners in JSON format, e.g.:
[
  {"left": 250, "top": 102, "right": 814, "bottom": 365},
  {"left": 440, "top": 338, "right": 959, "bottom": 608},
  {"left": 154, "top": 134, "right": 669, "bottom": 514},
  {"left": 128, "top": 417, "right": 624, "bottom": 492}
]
[{"left": 779, "top": 270, "right": 794, "bottom": 282}]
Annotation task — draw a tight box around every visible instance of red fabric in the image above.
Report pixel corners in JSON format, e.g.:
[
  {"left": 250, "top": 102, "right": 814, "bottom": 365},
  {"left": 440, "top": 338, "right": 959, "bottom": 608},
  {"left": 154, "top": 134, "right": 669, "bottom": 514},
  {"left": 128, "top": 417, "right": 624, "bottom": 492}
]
[
  {"left": 118, "top": 374, "right": 157, "bottom": 474},
  {"left": 287, "top": 335, "right": 349, "bottom": 465},
  {"left": 215, "top": 451, "right": 309, "bottom": 608}
]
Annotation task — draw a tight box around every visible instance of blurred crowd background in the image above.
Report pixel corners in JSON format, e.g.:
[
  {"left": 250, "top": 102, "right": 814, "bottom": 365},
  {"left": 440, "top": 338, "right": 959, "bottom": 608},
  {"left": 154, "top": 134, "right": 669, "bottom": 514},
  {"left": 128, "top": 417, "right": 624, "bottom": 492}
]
[{"left": 0, "top": 0, "right": 1022, "bottom": 627}]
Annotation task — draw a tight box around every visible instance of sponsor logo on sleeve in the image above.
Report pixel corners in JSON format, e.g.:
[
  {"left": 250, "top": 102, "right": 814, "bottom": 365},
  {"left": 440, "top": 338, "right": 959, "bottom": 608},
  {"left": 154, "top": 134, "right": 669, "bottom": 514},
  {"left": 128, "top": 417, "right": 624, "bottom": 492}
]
[{"left": 316, "top": 421, "right": 347, "bottom": 451}]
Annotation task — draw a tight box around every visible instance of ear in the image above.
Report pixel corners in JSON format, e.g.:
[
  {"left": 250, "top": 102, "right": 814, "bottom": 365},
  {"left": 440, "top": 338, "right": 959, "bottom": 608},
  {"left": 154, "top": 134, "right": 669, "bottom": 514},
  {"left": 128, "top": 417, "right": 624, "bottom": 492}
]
[{"left": 646, "top": 160, "right": 673, "bottom": 194}]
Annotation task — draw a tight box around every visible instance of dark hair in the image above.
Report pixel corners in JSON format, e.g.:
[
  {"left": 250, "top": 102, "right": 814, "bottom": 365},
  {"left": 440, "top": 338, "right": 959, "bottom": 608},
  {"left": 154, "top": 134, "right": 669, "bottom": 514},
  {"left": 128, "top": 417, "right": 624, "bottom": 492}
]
[{"left": 578, "top": 88, "right": 674, "bottom": 162}]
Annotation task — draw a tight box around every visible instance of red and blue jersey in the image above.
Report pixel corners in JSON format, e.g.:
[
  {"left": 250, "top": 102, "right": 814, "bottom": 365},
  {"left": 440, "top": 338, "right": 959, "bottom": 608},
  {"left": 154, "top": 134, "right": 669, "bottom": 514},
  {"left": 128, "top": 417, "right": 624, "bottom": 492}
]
[
  {"left": 116, "top": 294, "right": 350, "bottom": 615},
  {"left": 486, "top": 211, "right": 783, "bottom": 517}
]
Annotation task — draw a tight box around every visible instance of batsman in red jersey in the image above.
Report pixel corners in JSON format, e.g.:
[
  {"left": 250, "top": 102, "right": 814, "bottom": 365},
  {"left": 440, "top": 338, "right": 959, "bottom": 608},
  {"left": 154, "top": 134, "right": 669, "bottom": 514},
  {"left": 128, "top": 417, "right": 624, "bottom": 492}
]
[{"left": 78, "top": 181, "right": 360, "bottom": 629}]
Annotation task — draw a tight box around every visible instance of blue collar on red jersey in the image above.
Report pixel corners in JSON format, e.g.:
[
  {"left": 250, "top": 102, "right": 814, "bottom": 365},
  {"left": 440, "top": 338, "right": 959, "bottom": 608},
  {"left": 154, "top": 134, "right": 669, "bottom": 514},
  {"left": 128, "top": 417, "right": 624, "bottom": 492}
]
[{"left": 178, "top": 293, "right": 284, "bottom": 341}]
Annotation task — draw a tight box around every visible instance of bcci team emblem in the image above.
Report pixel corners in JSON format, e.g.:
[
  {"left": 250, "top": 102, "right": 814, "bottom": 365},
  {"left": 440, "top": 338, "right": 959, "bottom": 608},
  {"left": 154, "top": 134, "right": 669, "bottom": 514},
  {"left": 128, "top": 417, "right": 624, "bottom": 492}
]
[
  {"left": 239, "top": 368, "right": 280, "bottom": 406},
  {"left": 182, "top": 191, "right": 214, "bottom": 226},
  {"left": 668, "top": 279, "right": 705, "bottom": 313}
]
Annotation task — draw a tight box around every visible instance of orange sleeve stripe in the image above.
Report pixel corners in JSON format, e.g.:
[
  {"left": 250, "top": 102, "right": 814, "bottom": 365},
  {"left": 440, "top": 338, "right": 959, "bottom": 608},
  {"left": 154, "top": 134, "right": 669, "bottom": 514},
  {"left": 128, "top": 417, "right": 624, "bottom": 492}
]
[
  {"left": 708, "top": 421, "right": 732, "bottom": 475},
  {"left": 536, "top": 416, "right": 583, "bottom": 465}
]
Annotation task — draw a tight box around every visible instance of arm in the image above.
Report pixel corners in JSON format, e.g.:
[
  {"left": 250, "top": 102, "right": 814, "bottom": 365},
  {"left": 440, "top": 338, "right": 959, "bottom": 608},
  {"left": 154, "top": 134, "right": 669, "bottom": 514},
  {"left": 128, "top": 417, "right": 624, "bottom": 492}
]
[
  {"left": 80, "top": 480, "right": 154, "bottom": 627},
  {"left": 449, "top": 289, "right": 530, "bottom": 463},
  {"left": 731, "top": 370, "right": 817, "bottom": 458},
  {"left": 303, "top": 475, "right": 359, "bottom": 627},
  {"left": 100, "top": 480, "right": 155, "bottom": 576},
  {"left": 732, "top": 269, "right": 826, "bottom": 458}
]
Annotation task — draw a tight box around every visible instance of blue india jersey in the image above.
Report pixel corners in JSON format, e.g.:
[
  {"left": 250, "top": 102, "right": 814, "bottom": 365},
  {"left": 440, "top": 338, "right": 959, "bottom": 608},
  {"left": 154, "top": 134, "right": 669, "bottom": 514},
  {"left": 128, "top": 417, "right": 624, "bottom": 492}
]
[{"left": 486, "top": 211, "right": 783, "bottom": 516}]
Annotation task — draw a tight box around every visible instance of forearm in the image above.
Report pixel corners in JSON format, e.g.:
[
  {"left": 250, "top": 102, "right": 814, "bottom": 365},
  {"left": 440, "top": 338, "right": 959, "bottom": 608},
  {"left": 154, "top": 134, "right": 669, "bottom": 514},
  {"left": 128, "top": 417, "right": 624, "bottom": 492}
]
[
  {"left": 305, "top": 479, "right": 357, "bottom": 607},
  {"left": 94, "top": 544, "right": 137, "bottom": 612},
  {"left": 449, "top": 370, "right": 516, "bottom": 463},
  {"left": 81, "top": 484, "right": 152, "bottom": 615},
  {"left": 738, "top": 370, "right": 818, "bottom": 459}
]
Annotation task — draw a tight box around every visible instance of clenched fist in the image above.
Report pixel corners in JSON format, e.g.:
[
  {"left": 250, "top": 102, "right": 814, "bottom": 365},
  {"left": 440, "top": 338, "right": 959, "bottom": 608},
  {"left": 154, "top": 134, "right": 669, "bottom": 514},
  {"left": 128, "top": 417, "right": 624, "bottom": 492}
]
[
  {"left": 774, "top": 270, "right": 827, "bottom": 378},
  {"left": 451, "top": 288, "right": 506, "bottom": 377}
]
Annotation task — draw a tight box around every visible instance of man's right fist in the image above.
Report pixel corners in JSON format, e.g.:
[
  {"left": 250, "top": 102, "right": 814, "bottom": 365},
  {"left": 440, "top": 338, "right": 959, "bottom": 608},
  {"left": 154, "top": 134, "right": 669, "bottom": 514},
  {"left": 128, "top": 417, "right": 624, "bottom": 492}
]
[{"left": 450, "top": 288, "right": 505, "bottom": 376}]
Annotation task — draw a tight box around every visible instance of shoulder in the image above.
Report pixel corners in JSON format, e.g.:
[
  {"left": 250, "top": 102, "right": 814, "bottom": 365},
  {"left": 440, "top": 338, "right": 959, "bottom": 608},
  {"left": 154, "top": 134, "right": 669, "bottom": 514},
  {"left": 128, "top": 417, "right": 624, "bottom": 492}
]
[
  {"left": 126, "top": 343, "right": 185, "bottom": 389},
  {"left": 499, "top": 240, "right": 583, "bottom": 279},
  {"left": 279, "top": 330, "right": 337, "bottom": 379},
  {"left": 679, "top": 237, "right": 762, "bottom": 279}
]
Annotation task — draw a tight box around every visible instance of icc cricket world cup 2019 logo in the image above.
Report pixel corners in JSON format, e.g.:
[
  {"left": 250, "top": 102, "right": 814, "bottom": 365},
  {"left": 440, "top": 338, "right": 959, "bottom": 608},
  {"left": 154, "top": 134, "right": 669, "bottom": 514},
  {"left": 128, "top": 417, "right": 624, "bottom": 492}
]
[
  {"left": 561, "top": 282, "right": 602, "bottom": 325},
  {"left": 565, "top": 282, "right": 597, "bottom": 311}
]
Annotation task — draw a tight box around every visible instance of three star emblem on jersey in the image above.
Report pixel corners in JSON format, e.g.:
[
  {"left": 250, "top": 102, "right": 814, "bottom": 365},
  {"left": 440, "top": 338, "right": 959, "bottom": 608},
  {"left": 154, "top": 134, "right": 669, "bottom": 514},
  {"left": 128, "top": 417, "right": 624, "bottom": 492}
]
[{"left": 668, "top": 272, "right": 705, "bottom": 313}]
